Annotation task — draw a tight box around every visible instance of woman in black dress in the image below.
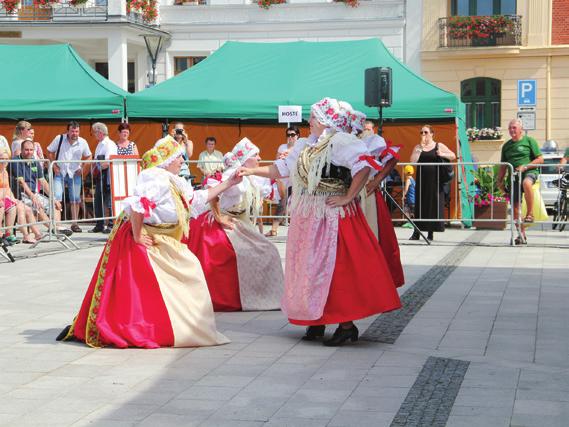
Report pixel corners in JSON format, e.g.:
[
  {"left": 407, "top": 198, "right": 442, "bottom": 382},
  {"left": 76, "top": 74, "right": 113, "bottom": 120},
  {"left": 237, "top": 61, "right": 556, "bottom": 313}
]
[{"left": 409, "top": 125, "right": 456, "bottom": 240}]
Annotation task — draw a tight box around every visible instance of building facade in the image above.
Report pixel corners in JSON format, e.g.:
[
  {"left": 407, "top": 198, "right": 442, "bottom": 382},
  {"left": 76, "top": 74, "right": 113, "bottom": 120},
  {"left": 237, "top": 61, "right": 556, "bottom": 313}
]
[
  {"left": 1, "top": 0, "right": 422, "bottom": 92},
  {"left": 421, "top": 0, "right": 569, "bottom": 154}
]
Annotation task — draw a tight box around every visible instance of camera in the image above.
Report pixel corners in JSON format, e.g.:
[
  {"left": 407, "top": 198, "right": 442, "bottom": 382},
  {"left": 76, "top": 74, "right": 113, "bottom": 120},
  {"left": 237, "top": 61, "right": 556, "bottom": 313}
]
[{"left": 175, "top": 128, "right": 184, "bottom": 135}]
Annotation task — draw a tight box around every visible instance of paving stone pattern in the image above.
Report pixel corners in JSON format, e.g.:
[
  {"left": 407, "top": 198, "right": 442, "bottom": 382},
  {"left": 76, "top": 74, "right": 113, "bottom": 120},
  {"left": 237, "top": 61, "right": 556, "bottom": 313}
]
[
  {"left": 361, "top": 231, "right": 489, "bottom": 343},
  {"left": 390, "top": 356, "right": 470, "bottom": 427}
]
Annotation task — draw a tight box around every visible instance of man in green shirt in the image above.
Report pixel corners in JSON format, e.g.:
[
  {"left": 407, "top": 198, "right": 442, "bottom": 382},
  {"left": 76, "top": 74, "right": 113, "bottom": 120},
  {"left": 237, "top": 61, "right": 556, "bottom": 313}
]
[{"left": 497, "top": 119, "right": 543, "bottom": 244}]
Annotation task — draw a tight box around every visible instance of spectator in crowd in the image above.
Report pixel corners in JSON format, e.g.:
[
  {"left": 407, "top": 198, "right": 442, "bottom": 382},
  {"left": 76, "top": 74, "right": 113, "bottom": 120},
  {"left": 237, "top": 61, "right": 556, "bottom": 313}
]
[
  {"left": 403, "top": 165, "right": 416, "bottom": 221},
  {"left": 197, "top": 136, "right": 224, "bottom": 179},
  {"left": 90, "top": 123, "right": 117, "bottom": 234},
  {"left": 116, "top": 122, "right": 139, "bottom": 156},
  {"left": 0, "top": 134, "right": 10, "bottom": 158},
  {"left": 265, "top": 126, "right": 300, "bottom": 237},
  {"left": 497, "top": 118, "right": 544, "bottom": 245},
  {"left": 364, "top": 120, "right": 375, "bottom": 133},
  {"left": 13, "top": 140, "right": 71, "bottom": 237},
  {"left": 409, "top": 125, "right": 456, "bottom": 241},
  {"left": 560, "top": 146, "right": 569, "bottom": 169},
  {"left": 172, "top": 122, "right": 193, "bottom": 182},
  {"left": 11, "top": 120, "right": 32, "bottom": 158},
  {"left": 2, "top": 146, "right": 46, "bottom": 244},
  {"left": 47, "top": 121, "right": 92, "bottom": 233},
  {"left": 27, "top": 127, "right": 45, "bottom": 160}
]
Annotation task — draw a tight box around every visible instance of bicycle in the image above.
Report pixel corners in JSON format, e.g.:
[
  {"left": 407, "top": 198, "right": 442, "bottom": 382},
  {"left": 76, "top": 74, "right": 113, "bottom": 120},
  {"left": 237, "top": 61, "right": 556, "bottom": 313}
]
[{"left": 552, "top": 173, "right": 569, "bottom": 232}]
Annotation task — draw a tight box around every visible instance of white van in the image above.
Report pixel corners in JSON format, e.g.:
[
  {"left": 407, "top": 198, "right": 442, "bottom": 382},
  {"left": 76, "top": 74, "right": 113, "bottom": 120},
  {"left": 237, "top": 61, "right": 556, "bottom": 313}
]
[{"left": 539, "top": 153, "right": 564, "bottom": 208}]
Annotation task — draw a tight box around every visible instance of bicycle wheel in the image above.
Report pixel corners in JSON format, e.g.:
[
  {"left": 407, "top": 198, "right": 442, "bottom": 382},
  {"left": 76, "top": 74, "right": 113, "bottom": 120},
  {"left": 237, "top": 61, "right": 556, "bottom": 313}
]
[{"left": 552, "top": 200, "right": 559, "bottom": 230}]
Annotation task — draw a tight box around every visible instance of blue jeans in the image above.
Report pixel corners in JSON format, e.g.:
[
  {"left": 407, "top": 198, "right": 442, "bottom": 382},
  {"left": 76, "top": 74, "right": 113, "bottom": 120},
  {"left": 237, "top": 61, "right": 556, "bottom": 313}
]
[{"left": 54, "top": 174, "right": 82, "bottom": 203}]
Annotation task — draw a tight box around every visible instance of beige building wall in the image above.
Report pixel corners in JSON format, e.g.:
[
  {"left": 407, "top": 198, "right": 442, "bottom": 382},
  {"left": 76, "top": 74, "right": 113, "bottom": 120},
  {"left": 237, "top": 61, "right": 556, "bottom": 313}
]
[{"left": 421, "top": 0, "right": 569, "bottom": 154}]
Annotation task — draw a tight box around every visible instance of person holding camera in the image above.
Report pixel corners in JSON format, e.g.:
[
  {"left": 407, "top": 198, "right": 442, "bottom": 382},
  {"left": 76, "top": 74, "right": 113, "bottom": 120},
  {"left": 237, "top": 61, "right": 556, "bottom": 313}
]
[{"left": 172, "top": 123, "right": 193, "bottom": 182}]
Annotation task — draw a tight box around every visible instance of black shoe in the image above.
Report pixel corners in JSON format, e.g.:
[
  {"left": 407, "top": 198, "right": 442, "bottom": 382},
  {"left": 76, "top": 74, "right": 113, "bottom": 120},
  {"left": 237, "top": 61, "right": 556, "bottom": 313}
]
[
  {"left": 56, "top": 325, "right": 72, "bottom": 341},
  {"left": 323, "top": 325, "right": 359, "bottom": 347},
  {"left": 58, "top": 229, "right": 73, "bottom": 237},
  {"left": 89, "top": 226, "right": 104, "bottom": 233},
  {"left": 102, "top": 227, "right": 112, "bottom": 234},
  {"left": 428, "top": 232, "right": 434, "bottom": 241},
  {"left": 301, "top": 325, "right": 326, "bottom": 341},
  {"left": 409, "top": 232, "right": 420, "bottom": 241}
]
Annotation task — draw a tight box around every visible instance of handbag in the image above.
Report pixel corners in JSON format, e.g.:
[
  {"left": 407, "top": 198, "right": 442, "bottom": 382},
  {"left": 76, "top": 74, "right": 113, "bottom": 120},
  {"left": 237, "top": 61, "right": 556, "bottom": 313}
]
[{"left": 436, "top": 143, "right": 455, "bottom": 184}]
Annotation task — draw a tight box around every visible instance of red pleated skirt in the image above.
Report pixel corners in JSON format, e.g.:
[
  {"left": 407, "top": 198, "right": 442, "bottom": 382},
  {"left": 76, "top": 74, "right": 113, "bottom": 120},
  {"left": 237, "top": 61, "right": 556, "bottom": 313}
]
[
  {"left": 375, "top": 191, "right": 405, "bottom": 288},
  {"left": 290, "top": 205, "right": 402, "bottom": 326},
  {"left": 71, "top": 220, "right": 175, "bottom": 348},
  {"left": 185, "top": 212, "right": 242, "bottom": 311}
]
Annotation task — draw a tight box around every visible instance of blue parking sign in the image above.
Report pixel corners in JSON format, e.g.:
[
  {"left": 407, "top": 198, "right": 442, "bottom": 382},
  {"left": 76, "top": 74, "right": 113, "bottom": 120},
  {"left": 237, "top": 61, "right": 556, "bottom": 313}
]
[{"left": 517, "top": 80, "right": 536, "bottom": 106}]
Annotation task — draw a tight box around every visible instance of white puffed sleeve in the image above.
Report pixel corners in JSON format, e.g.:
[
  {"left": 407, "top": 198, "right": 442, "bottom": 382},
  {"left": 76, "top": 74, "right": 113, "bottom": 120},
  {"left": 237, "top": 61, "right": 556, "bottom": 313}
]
[
  {"left": 362, "top": 134, "right": 387, "bottom": 158},
  {"left": 379, "top": 142, "right": 402, "bottom": 166},
  {"left": 122, "top": 168, "right": 170, "bottom": 222},
  {"left": 190, "top": 189, "right": 210, "bottom": 218},
  {"left": 218, "top": 167, "right": 247, "bottom": 210},
  {"left": 250, "top": 175, "right": 274, "bottom": 199},
  {"left": 274, "top": 136, "right": 312, "bottom": 178},
  {"left": 329, "top": 132, "right": 381, "bottom": 178}
]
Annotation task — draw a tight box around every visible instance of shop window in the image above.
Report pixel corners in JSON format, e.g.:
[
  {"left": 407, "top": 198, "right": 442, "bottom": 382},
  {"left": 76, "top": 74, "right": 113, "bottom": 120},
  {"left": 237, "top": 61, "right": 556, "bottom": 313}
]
[
  {"left": 174, "top": 56, "right": 206, "bottom": 75},
  {"left": 461, "top": 77, "right": 501, "bottom": 129},
  {"left": 95, "top": 62, "right": 136, "bottom": 93},
  {"left": 451, "top": 0, "right": 516, "bottom": 16}
]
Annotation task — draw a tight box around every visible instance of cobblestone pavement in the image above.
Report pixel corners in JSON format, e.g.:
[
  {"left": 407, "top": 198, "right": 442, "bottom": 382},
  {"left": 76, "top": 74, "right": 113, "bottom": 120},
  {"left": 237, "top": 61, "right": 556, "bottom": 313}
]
[{"left": 0, "top": 225, "right": 568, "bottom": 426}]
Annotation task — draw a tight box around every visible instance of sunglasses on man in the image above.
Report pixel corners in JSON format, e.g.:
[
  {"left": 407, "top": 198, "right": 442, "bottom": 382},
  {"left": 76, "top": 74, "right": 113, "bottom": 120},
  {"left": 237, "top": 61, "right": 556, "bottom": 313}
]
[{"left": 286, "top": 133, "right": 298, "bottom": 137}]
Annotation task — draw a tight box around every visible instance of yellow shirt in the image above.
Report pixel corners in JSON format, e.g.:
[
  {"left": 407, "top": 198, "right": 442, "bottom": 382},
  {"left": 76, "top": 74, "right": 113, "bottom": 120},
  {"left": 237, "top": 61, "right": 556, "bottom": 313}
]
[{"left": 198, "top": 150, "right": 224, "bottom": 175}]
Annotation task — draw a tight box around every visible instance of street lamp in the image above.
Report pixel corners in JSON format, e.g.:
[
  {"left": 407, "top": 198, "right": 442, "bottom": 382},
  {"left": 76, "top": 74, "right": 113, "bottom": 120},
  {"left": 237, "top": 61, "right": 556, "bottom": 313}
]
[{"left": 142, "top": 34, "right": 165, "bottom": 86}]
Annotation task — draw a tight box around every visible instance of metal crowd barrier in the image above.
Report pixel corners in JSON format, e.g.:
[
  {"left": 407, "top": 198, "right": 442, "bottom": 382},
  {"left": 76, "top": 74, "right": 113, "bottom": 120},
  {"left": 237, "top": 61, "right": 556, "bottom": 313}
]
[{"left": 3, "top": 156, "right": 568, "bottom": 261}]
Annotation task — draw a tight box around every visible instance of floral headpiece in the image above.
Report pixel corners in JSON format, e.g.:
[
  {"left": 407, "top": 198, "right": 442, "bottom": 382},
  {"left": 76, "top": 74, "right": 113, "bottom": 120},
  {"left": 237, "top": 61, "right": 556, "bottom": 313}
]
[
  {"left": 311, "top": 97, "right": 346, "bottom": 132},
  {"left": 154, "top": 136, "right": 184, "bottom": 169},
  {"left": 223, "top": 152, "right": 239, "bottom": 169},
  {"left": 232, "top": 137, "right": 260, "bottom": 165},
  {"left": 141, "top": 148, "right": 161, "bottom": 170},
  {"left": 349, "top": 110, "right": 367, "bottom": 135}
]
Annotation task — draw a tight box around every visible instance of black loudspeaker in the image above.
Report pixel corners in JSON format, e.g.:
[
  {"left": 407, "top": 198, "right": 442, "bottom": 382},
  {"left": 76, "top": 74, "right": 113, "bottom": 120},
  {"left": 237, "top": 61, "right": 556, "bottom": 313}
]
[{"left": 365, "top": 67, "right": 392, "bottom": 108}]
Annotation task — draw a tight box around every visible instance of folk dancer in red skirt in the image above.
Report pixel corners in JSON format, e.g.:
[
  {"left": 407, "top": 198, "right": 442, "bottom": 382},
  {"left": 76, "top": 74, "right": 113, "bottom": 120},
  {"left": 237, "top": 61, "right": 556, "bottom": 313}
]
[
  {"left": 239, "top": 98, "right": 401, "bottom": 346},
  {"left": 58, "top": 136, "right": 241, "bottom": 348},
  {"left": 349, "top": 111, "right": 405, "bottom": 288},
  {"left": 186, "top": 137, "right": 284, "bottom": 312}
]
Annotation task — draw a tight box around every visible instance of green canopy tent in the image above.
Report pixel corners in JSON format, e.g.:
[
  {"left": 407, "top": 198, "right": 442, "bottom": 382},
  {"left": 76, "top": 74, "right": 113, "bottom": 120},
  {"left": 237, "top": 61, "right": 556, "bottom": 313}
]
[
  {"left": 127, "top": 39, "right": 475, "bottom": 222},
  {"left": 0, "top": 44, "right": 127, "bottom": 120}
]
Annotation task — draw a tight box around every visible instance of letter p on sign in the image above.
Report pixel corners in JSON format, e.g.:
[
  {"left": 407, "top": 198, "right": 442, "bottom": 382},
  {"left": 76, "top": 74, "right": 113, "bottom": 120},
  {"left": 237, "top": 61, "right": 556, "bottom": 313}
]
[{"left": 517, "top": 80, "right": 536, "bottom": 106}]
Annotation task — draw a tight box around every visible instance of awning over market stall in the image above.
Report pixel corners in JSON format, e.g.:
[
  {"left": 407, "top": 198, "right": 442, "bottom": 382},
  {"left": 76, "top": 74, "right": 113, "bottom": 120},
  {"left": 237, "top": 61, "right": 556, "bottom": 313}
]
[
  {"left": 127, "top": 38, "right": 460, "bottom": 121},
  {"left": 0, "top": 44, "right": 127, "bottom": 120}
]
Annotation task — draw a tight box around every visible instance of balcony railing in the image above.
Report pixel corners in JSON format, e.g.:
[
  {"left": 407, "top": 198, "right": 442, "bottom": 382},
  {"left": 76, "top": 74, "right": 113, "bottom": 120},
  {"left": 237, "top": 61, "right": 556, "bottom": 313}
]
[
  {"left": 0, "top": 1, "right": 108, "bottom": 22},
  {"left": 439, "top": 15, "right": 522, "bottom": 48}
]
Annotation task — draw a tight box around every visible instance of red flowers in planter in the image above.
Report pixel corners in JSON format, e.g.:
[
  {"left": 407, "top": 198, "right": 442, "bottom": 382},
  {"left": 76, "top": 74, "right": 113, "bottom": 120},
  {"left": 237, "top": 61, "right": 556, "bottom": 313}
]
[
  {"left": 127, "top": 0, "right": 158, "bottom": 23},
  {"left": 448, "top": 15, "right": 514, "bottom": 40},
  {"left": 1, "top": 0, "right": 19, "bottom": 13},
  {"left": 334, "top": 0, "right": 359, "bottom": 7},
  {"left": 257, "top": 0, "right": 285, "bottom": 10}
]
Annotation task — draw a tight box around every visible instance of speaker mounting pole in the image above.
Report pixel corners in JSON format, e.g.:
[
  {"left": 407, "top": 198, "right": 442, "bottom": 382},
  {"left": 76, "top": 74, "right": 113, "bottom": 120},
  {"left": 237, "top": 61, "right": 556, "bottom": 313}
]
[{"left": 377, "top": 105, "right": 383, "bottom": 136}]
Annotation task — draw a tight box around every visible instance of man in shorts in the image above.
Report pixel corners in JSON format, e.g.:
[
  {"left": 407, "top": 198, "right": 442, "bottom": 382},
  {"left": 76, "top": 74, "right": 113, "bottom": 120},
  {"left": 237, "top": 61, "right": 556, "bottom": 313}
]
[{"left": 497, "top": 119, "right": 544, "bottom": 244}]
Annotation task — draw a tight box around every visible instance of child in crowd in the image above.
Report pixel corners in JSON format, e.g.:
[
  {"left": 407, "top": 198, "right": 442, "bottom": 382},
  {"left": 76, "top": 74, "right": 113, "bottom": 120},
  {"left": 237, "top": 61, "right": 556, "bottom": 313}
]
[{"left": 402, "top": 165, "right": 416, "bottom": 228}]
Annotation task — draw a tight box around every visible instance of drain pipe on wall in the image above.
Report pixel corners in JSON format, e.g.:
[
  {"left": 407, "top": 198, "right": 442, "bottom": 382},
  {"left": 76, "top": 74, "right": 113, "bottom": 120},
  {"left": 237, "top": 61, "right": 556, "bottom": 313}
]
[{"left": 546, "top": 0, "right": 552, "bottom": 141}]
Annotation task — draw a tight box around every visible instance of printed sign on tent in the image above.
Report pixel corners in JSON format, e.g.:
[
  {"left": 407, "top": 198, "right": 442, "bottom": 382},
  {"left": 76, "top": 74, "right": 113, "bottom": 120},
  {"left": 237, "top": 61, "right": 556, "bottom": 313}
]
[{"left": 278, "top": 106, "right": 303, "bottom": 123}]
